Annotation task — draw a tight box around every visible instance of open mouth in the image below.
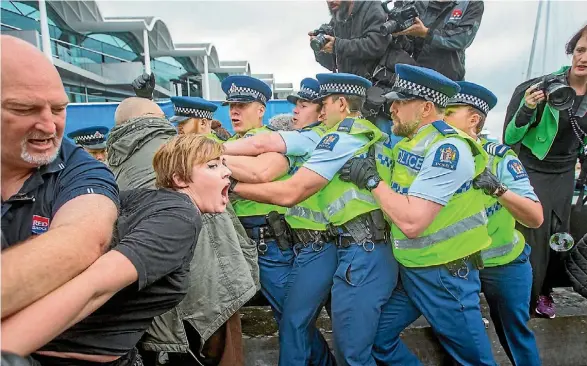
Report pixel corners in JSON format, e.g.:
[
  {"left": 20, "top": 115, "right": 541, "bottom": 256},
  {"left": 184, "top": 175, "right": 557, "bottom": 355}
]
[
  {"left": 27, "top": 138, "right": 54, "bottom": 148},
  {"left": 221, "top": 183, "right": 230, "bottom": 204}
]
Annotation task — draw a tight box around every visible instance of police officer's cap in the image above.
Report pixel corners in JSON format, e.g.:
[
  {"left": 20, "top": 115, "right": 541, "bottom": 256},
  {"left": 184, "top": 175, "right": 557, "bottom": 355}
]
[
  {"left": 314, "top": 73, "right": 372, "bottom": 102},
  {"left": 384, "top": 64, "right": 460, "bottom": 108},
  {"left": 447, "top": 81, "right": 498, "bottom": 116},
  {"left": 170, "top": 96, "right": 218, "bottom": 125},
  {"left": 67, "top": 126, "right": 109, "bottom": 150},
  {"left": 221, "top": 75, "right": 272, "bottom": 106},
  {"left": 287, "top": 78, "right": 321, "bottom": 105}
]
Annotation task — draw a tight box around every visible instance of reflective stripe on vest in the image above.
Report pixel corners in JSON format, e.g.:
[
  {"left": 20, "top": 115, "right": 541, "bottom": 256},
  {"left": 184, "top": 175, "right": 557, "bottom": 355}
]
[
  {"left": 393, "top": 210, "right": 488, "bottom": 249},
  {"left": 481, "top": 232, "right": 520, "bottom": 261},
  {"left": 287, "top": 205, "right": 329, "bottom": 225},
  {"left": 323, "top": 189, "right": 378, "bottom": 221}
]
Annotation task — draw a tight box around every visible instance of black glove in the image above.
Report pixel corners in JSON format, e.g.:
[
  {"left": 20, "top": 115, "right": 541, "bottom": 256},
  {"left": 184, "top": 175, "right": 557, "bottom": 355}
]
[
  {"left": 131, "top": 72, "right": 156, "bottom": 99},
  {"left": 339, "top": 156, "right": 380, "bottom": 190},
  {"left": 473, "top": 168, "right": 508, "bottom": 197}
]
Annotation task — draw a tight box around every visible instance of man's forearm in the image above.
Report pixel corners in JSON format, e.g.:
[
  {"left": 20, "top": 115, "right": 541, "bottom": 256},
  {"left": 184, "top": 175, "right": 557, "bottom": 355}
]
[
  {"left": 372, "top": 184, "right": 416, "bottom": 233},
  {"left": 223, "top": 133, "right": 286, "bottom": 156},
  {"left": 1, "top": 251, "right": 136, "bottom": 356},
  {"left": 1, "top": 195, "right": 116, "bottom": 320},
  {"left": 234, "top": 180, "right": 300, "bottom": 207},
  {"left": 498, "top": 191, "right": 543, "bottom": 229}
]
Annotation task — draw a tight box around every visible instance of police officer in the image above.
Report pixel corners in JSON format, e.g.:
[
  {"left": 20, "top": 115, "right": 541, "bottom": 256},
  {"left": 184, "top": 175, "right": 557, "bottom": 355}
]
[
  {"left": 220, "top": 75, "right": 295, "bottom": 334},
  {"left": 230, "top": 73, "right": 398, "bottom": 366},
  {"left": 444, "top": 81, "right": 543, "bottom": 365},
  {"left": 169, "top": 96, "right": 225, "bottom": 141},
  {"left": 224, "top": 78, "right": 336, "bottom": 366},
  {"left": 340, "top": 64, "right": 495, "bottom": 365},
  {"left": 67, "top": 126, "right": 109, "bottom": 162}
]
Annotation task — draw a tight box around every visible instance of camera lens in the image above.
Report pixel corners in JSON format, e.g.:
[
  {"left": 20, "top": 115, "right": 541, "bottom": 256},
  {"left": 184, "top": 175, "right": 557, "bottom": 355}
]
[
  {"left": 311, "top": 34, "right": 328, "bottom": 52},
  {"left": 546, "top": 83, "right": 576, "bottom": 110},
  {"left": 380, "top": 20, "right": 398, "bottom": 36}
]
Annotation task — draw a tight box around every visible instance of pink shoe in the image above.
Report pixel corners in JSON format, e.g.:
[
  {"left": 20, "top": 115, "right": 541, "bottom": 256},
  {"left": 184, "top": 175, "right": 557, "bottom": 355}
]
[{"left": 535, "top": 295, "right": 556, "bottom": 318}]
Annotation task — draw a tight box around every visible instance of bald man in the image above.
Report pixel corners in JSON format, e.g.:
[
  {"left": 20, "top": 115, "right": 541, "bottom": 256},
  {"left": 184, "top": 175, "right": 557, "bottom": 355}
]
[
  {"left": 107, "top": 97, "right": 177, "bottom": 190},
  {"left": 0, "top": 36, "right": 119, "bottom": 317}
]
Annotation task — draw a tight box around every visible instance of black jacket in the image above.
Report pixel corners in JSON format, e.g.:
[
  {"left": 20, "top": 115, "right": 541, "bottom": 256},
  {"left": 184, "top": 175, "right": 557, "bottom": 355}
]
[
  {"left": 314, "top": 1, "right": 390, "bottom": 79},
  {"left": 567, "top": 234, "right": 587, "bottom": 299},
  {"left": 411, "top": 0, "right": 484, "bottom": 81}
]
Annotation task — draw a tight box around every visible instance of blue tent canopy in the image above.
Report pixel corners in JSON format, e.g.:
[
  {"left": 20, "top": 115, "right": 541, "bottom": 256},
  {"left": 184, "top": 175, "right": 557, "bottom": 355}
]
[{"left": 64, "top": 99, "right": 295, "bottom": 142}]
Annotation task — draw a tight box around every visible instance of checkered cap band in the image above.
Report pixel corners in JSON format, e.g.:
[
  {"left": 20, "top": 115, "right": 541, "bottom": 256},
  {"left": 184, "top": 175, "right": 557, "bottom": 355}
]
[
  {"left": 74, "top": 131, "right": 104, "bottom": 143},
  {"left": 320, "top": 82, "right": 367, "bottom": 97},
  {"left": 392, "top": 77, "right": 450, "bottom": 107},
  {"left": 450, "top": 93, "right": 490, "bottom": 115},
  {"left": 298, "top": 86, "right": 319, "bottom": 100},
  {"left": 174, "top": 106, "right": 214, "bottom": 120},
  {"left": 227, "top": 84, "right": 267, "bottom": 104}
]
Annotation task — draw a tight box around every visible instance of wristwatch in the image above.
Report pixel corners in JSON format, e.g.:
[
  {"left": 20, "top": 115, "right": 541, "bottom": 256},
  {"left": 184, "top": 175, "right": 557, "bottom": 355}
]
[
  {"left": 493, "top": 183, "right": 508, "bottom": 198},
  {"left": 366, "top": 175, "right": 382, "bottom": 191},
  {"left": 228, "top": 177, "right": 239, "bottom": 193}
]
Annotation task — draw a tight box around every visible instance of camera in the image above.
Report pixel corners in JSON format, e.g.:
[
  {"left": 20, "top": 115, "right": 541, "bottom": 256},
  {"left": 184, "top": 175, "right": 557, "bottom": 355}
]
[
  {"left": 310, "top": 24, "right": 334, "bottom": 52},
  {"left": 534, "top": 74, "right": 576, "bottom": 111},
  {"left": 380, "top": 0, "right": 419, "bottom": 36}
]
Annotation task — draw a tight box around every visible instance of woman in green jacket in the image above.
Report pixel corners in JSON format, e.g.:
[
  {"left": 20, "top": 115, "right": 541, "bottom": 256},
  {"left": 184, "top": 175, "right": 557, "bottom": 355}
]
[{"left": 503, "top": 24, "right": 587, "bottom": 319}]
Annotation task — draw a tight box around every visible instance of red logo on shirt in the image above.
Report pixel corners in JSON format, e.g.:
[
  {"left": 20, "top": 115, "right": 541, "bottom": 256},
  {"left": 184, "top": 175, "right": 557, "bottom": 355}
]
[
  {"left": 32, "top": 215, "right": 50, "bottom": 234},
  {"left": 451, "top": 9, "right": 463, "bottom": 20}
]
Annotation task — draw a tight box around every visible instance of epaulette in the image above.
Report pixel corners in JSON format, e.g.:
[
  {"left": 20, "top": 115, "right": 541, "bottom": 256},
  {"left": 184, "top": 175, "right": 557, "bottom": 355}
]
[
  {"left": 431, "top": 121, "right": 457, "bottom": 136},
  {"left": 337, "top": 118, "right": 355, "bottom": 133},
  {"left": 483, "top": 141, "right": 511, "bottom": 157}
]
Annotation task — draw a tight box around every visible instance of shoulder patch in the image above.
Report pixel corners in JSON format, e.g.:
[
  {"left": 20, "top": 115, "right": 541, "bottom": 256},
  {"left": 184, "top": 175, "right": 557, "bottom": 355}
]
[
  {"left": 483, "top": 142, "right": 511, "bottom": 157},
  {"left": 315, "top": 133, "right": 340, "bottom": 151},
  {"left": 337, "top": 118, "right": 355, "bottom": 133},
  {"left": 431, "top": 143, "right": 460, "bottom": 170},
  {"left": 506, "top": 159, "right": 528, "bottom": 181},
  {"left": 265, "top": 125, "right": 278, "bottom": 131},
  {"left": 431, "top": 121, "right": 457, "bottom": 136}
]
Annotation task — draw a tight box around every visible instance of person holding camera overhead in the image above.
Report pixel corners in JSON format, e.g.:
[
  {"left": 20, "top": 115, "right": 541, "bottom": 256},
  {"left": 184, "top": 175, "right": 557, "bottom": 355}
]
[
  {"left": 309, "top": 0, "right": 390, "bottom": 80},
  {"left": 388, "top": 0, "right": 484, "bottom": 81},
  {"left": 503, "top": 25, "right": 587, "bottom": 319}
]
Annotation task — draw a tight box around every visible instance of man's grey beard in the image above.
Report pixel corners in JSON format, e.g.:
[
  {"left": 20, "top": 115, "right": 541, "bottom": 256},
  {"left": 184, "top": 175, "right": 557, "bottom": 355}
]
[
  {"left": 330, "top": 1, "right": 352, "bottom": 21},
  {"left": 20, "top": 137, "right": 61, "bottom": 166}
]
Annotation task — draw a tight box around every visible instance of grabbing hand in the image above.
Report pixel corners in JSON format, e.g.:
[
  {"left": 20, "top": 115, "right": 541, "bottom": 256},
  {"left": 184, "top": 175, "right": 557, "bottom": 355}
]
[
  {"left": 321, "top": 35, "right": 335, "bottom": 54},
  {"left": 393, "top": 17, "right": 429, "bottom": 38},
  {"left": 339, "top": 155, "right": 380, "bottom": 191},
  {"left": 524, "top": 84, "right": 546, "bottom": 109},
  {"left": 473, "top": 169, "right": 507, "bottom": 197},
  {"left": 132, "top": 72, "right": 156, "bottom": 100}
]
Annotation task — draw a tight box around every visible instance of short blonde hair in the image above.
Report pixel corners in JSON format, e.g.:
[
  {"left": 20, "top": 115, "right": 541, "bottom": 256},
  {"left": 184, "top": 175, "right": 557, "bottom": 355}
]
[{"left": 153, "top": 134, "right": 224, "bottom": 189}]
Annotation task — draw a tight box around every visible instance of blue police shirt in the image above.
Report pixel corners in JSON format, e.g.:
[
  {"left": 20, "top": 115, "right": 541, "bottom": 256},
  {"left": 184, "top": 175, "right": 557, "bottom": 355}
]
[
  {"left": 1, "top": 139, "right": 120, "bottom": 249},
  {"left": 497, "top": 155, "right": 539, "bottom": 201},
  {"left": 408, "top": 137, "right": 475, "bottom": 206},
  {"left": 302, "top": 132, "right": 369, "bottom": 181},
  {"left": 279, "top": 128, "right": 322, "bottom": 158}
]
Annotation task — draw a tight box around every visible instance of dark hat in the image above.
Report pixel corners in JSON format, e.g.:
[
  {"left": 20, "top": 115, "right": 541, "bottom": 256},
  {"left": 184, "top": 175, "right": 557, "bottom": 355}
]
[
  {"left": 287, "top": 78, "right": 321, "bottom": 104},
  {"left": 221, "top": 75, "right": 272, "bottom": 106},
  {"left": 384, "top": 64, "right": 460, "bottom": 107},
  {"left": 448, "top": 81, "right": 498, "bottom": 115},
  {"left": 314, "top": 72, "right": 372, "bottom": 102},
  {"left": 170, "top": 96, "right": 218, "bottom": 125},
  {"left": 67, "top": 126, "right": 109, "bottom": 150}
]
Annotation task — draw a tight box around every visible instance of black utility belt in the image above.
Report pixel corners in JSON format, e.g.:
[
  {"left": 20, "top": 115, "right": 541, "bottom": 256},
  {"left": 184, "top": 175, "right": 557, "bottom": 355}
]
[
  {"left": 245, "top": 225, "right": 275, "bottom": 241},
  {"left": 336, "top": 210, "right": 390, "bottom": 245},
  {"left": 291, "top": 229, "right": 334, "bottom": 245},
  {"left": 444, "top": 252, "right": 484, "bottom": 279}
]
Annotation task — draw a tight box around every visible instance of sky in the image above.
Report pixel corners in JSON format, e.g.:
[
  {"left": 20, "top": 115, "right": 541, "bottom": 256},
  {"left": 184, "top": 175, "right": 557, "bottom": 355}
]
[{"left": 97, "top": 0, "right": 587, "bottom": 139}]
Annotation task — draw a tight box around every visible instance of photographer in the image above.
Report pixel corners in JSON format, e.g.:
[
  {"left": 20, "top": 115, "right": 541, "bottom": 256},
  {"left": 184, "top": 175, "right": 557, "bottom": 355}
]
[
  {"left": 393, "top": 0, "right": 484, "bottom": 81},
  {"left": 309, "top": 0, "right": 390, "bottom": 80},
  {"left": 503, "top": 24, "right": 587, "bottom": 319}
]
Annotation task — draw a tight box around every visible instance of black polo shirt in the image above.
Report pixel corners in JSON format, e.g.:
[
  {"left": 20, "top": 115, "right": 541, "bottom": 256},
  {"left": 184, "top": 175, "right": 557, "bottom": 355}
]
[{"left": 1, "top": 139, "right": 119, "bottom": 249}]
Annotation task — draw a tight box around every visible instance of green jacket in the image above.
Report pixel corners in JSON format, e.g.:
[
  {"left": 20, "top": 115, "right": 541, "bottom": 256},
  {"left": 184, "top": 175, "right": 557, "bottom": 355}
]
[{"left": 504, "top": 66, "right": 587, "bottom": 159}]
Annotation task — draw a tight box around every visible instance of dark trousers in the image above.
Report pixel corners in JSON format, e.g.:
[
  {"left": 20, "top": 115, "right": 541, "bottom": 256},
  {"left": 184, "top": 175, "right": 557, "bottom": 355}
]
[{"left": 518, "top": 168, "right": 574, "bottom": 312}]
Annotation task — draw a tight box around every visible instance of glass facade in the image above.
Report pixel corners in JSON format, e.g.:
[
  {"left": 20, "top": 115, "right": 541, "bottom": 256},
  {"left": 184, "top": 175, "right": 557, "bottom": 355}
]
[{"left": 0, "top": 1, "right": 198, "bottom": 102}]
